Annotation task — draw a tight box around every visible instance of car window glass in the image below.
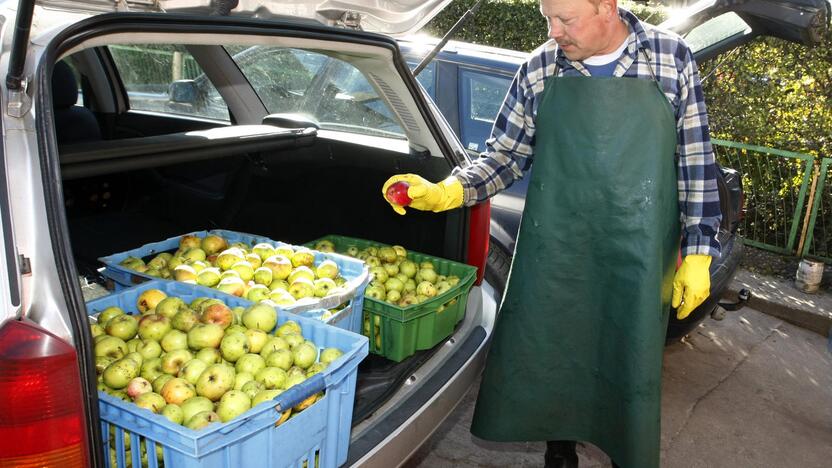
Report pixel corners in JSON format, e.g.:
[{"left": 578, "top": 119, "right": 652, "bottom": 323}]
[
  {"left": 229, "top": 46, "right": 406, "bottom": 138},
  {"left": 407, "top": 60, "right": 436, "bottom": 99},
  {"left": 460, "top": 69, "right": 511, "bottom": 152},
  {"left": 684, "top": 12, "right": 751, "bottom": 54},
  {"left": 108, "top": 44, "right": 230, "bottom": 121}
]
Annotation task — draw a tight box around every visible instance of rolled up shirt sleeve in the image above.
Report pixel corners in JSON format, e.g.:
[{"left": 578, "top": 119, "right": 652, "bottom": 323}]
[
  {"left": 676, "top": 48, "right": 722, "bottom": 259},
  {"left": 453, "top": 62, "right": 537, "bottom": 206}
]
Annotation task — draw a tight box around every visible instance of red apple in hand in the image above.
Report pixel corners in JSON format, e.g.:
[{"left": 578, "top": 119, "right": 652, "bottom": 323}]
[{"left": 386, "top": 181, "right": 412, "bottom": 206}]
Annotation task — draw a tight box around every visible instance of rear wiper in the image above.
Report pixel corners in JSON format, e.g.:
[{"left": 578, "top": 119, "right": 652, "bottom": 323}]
[{"left": 413, "top": 0, "right": 485, "bottom": 76}]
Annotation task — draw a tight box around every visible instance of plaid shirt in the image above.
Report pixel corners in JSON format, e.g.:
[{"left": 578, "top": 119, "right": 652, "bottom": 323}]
[{"left": 454, "top": 8, "right": 722, "bottom": 258}]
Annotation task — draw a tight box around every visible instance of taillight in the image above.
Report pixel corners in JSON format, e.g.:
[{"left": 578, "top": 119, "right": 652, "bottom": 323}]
[
  {"left": 0, "top": 319, "right": 89, "bottom": 467},
  {"left": 467, "top": 201, "right": 490, "bottom": 285}
]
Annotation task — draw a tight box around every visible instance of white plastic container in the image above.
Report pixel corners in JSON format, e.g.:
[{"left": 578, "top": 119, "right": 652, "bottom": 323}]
[{"left": 795, "top": 259, "right": 824, "bottom": 293}]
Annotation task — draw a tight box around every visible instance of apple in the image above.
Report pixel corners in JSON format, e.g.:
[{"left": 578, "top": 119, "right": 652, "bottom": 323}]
[
  {"left": 201, "top": 235, "right": 228, "bottom": 255},
  {"left": 179, "top": 235, "right": 201, "bottom": 250},
  {"left": 447, "top": 275, "right": 461, "bottom": 286},
  {"left": 319, "top": 347, "right": 343, "bottom": 365},
  {"left": 245, "top": 284, "right": 271, "bottom": 303},
  {"left": 174, "top": 265, "right": 198, "bottom": 283},
  {"left": 137, "top": 289, "right": 167, "bottom": 313},
  {"left": 416, "top": 268, "right": 438, "bottom": 284},
  {"left": 160, "top": 329, "right": 188, "bottom": 352},
  {"left": 152, "top": 374, "right": 174, "bottom": 394},
  {"left": 291, "top": 342, "right": 318, "bottom": 370},
  {"left": 250, "top": 243, "right": 274, "bottom": 261},
  {"left": 264, "top": 348, "right": 293, "bottom": 371},
  {"left": 95, "top": 336, "right": 128, "bottom": 360},
  {"left": 369, "top": 266, "right": 389, "bottom": 284},
  {"left": 234, "top": 372, "right": 255, "bottom": 390},
  {"left": 290, "top": 250, "right": 315, "bottom": 268},
  {"left": 384, "top": 278, "right": 405, "bottom": 293},
  {"left": 89, "top": 323, "right": 105, "bottom": 339},
  {"left": 103, "top": 358, "right": 140, "bottom": 389},
  {"left": 255, "top": 367, "right": 287, "bottom": 390},
  {"left": 124, "top": 352, "right": 144, "bottom": 367},
  {"left": 216, "top": 276, "right": 246, "bottom": 297},
  {"left": 188, "top": 324, "right": 224, "bottom": 350},
  {"left": 436, "top": 281, "right": 452, "bottom": 295},
  {"left": 386, "top": 290, "right": 401, "bottom": 303},
  {"left": 230, "top": 261, "right": 255, "bottom": 282},
  {"left": 306, "top": 362, "right": 328, "bottom": 378},
  {"left": 283, "top": 372, "right": 306, "bottom": 389},
  {"left": 282, "top": 334, "right": 304, "bottom": 349},
  {"left": 134, "top": 392, "right": 166, "bottom": 414},
  {"left": 220, "top": 332, "right": 250, "bottom": 362},
  {"left": 154, "top": 297, "right": 185, "bottom": 319},
  {"left": 126, "top": 338, "right": 142, "bottom": 353},
  {"left": 161, "top": 349, "right": 193, "bottom": 375},
  {"left": 195, "top": 347, "right": 223, "bottom": 365},
  {"left": 313, "top": 278, "right": 337, "bottom": 298},
  {"left": 365, "top": 286, "right": 385, "bottom": 300},
  {"left": 252, "top": 389, "right": 284, "bottom": 407},
  {"left": 378, "top": 246, "right": 398, "bottom": 263},
  {"left": 200, "top": 303, "right": 234, "bottom": 329},
  {"left": 241, "top": 303, "right": 277, "bottom": 332},
  {"left": 185, "top": 411, "right": 220, "bottom": 430},
  {"left": 216, "top": 248, "right": 245, "bottom": 271},
  {"left": 244, "top": 329, "right": 268, "bottom": 354},
  {"left": 315, "top": 260, "right": 339, "bottom": 280},
  {"left": 235, "top": 353, "right": 266, "bottom": 375},
  {"left": 137, "top": 314, "right": 171, "bottom": 342},
  {"left": 383, "top": 262, "right": 400, "bottom": 277},
  {"left": 314, "top": 240, "right": 335, "bottom": 252},
  {"left": 178, "top": 359, "right": 208, "bottom": 385},
  {"left": 404, "top": 279, "right": 417, "bottom": 293},
  {"left": 161, "top": 377, "right": 197, "bottom": 405},
  {"left": 216, "top": 390, "right": 251, "bottom": 422},
  {"left": 392, "top": 245, "right": 407, "bottom": 257},
  {"left": 126, "top": 377, "right": 153, "bottom": 399},
  {"left": 263, "top": 255, "right": 293, "bottom": 280},
  {"left": 105, "top": 314, "right": 138, "bottom": 341},
  {"left": 416, "top": 281, "right": 437, "bottom": 298},
  {"left": 245, "top": 252, "right": 263, "bottom": 270},
  {"left": 241, "top": 380, "right": 265, "bottom": 400},
  {"left": 365, "top": 256, "right": 381, "bottom": 268},
  {"left": 136, "top": 340, "right": 162, "bottom": 360},
  {"left": 276, "top": 321, "right": 302, "bottom": 337},
  {"left": 395, "top": 273, "right": 409, "bottom": 284},
  {"left": 399, "top": 261, "right": 417, "bottom": 279},
  {"left": 196, "top": 268, "right": 221, "bottom": 288},
  {"left": 224, "top": 324, "right": 247, "bottom": 336},
  {"left": 171, "top": 308, "right": 200, "bottom": 332},
  {"left": 140, "top": 357, "right": 164, "bottom": 382},
  {"left": 161, "top": 404, "right": 184, "bottom": 425},
  {"left": 182, "top": 248, "right": 207, "bottom": 263},
  {"left": 95, "top": 356, "right": 115, "bottom": 375},
  {"left": 177, "top": 397, "right": 212, "bottom": 425},
  {"left": 268, "top": 278, "right": 289, "bottom": 292},
  {"left": 269, "top": 289, "right": 296, "bottom": 306},
  {"left": 385, "top": 181, "right": 412, "bottom": 206},
  {"left": 119, "top": 256, "right": 145, "bottom": 270},
  {"left": 287, "top": 267, "right": 314, "bottom": 285},
  {"left": 196, "top": 364, "right": 236, "bottom": 401},
  {"left": 251, "top": 267, "right": 273, "bottom": 286},
  {"left": 98, "top": 306, "right": 125, "bottom": 324}
]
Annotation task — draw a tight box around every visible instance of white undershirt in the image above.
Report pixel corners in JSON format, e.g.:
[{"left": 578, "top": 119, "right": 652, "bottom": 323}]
[{"left": 583, "top": 37, "right": 629, "bottom": 66}]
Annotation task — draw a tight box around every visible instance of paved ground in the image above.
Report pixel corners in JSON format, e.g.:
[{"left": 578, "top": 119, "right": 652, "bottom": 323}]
[{"left": 404, "top": 307, "right": 832, "bottom": 468}]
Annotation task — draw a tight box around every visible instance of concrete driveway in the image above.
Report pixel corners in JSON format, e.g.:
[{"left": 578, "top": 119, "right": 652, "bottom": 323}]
[{"left": 404, "top": 307, "right": 832, "bottom": 467}]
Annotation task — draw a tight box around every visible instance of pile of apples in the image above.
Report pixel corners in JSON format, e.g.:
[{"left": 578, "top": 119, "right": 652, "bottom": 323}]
[
  {"left": 118, "top": 234, "right": 350, "bottom": 310},
  {"left": 313, "top": 240, "right": 461, "bottom": 307},
  {"left": 91, "top": 288, "right": 345, "bottom": 433}
]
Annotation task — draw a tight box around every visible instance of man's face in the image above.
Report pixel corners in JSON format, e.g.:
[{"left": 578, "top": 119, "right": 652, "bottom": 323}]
[{"left": 540, "top": 0, "right": 616, "bottom": 61}]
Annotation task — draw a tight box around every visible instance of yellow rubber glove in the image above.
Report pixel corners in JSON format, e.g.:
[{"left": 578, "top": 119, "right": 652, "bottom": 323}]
[
  {"left": 381, "top": 174, "right": 464, "bottom": 215},
  {"left": 672, "top": 254, "right": 712, "bottom": 320}
]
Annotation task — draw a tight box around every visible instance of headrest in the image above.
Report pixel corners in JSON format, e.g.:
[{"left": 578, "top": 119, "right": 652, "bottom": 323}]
[{"left": 52, "top": 61, "right": 79, "bottom": 109}]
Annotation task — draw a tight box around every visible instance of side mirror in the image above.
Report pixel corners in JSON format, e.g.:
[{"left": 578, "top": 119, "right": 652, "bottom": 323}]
[{"left": 168, "top": 80, "right": 198, "bottom": 104}]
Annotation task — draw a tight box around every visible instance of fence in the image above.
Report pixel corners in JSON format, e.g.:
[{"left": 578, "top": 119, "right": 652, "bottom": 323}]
[{"left": 712, "top": 139, "right": 831, "bottom": 262}]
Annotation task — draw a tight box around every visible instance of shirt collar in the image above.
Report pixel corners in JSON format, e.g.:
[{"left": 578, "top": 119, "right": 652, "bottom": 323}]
[{"left": 555, "top": 7, "right": 652, "bottom": 69}]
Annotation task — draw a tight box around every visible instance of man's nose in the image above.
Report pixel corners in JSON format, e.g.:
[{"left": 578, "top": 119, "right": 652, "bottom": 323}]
[{"left": 548, "top": 20, "right": 564, "bottom": 40}]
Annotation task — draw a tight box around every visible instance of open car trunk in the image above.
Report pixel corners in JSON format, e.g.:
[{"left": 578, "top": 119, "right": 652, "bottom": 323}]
[{"left": 62, "top": 121, "right": 470, "bottom": 424}]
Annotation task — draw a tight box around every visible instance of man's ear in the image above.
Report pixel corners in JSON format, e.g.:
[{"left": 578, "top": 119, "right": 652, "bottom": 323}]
[{"left": 599, "top": 0, "right": 618, "bottom": 18}]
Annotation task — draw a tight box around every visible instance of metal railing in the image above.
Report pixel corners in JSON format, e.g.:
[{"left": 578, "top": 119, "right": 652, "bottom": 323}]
[{"left": 712, "top": 139, "right": 815, "bottom": 255}]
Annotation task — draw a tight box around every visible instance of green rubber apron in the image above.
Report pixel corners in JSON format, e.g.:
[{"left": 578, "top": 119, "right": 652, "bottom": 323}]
[{"left": 471, "top": 62, "right": 679, "bottom": 468}]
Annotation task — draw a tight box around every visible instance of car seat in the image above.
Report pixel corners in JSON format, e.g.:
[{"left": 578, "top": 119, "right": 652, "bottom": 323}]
[{"left": 52, "top": 60, "right": 102, "bottom": 144}]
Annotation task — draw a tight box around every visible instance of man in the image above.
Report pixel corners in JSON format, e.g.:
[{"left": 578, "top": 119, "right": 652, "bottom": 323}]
[{"left": 382, "top": 0, "right": 721, "bottom": 466}]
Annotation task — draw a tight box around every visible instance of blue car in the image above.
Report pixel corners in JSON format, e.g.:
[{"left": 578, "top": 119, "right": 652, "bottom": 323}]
[{"left": 398, "top": 0, "right": 829, "bottom": 339}]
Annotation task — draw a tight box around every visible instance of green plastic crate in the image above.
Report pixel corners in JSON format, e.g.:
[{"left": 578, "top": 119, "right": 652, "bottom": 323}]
[{"left": 306, "top": 235, "right": 477, "bottom": 362}]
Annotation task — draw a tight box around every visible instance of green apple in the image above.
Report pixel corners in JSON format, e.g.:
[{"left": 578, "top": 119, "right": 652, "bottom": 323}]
[
  {"left": 259, "top": 337, "right": 289, "bottom": 359},
  {"left": 346, "top": 246, "right": 359, "bottom": 257},
  {"left": 283, "top": 373, "right": 307, "bottom": 390},
  {"left": 291, "top": 342, "right": 317, "bottom": 369},
  {"left": 290, "top": 250, "right": 315, "bottom": 268},
  {"left": 126, "top": 338, "right": 142, "bottom": 353},
  {"left": 225, "top": 324, "right": 247, "bottom": 336},
  {"left": 276, "top": 321, "right": 302, "bottom": 337},
  {"left": 313, "top": 278, "right": 337, "bottom": 298},
  {"left": 377, "top": 247, "right": 398, "bottom": 263},
  {"left": 264, "top": 348, "right": 293, "bottom": 371},
  {"left": 245, "top": 253, "right": 262, "bottom": 270},
  {"left": 365, "top": 286, "right": 385, "bottom": 300},
  {"left": 181, "top": 396, "right": 214, "bottom": 422},
  {"left": 216, "top": 390, "right": 251, "bottom": 422},
  {"left": 369, "top": 266, "right": 389, "bottom": 284},
  {"left": 251, "top": 389, "right": 283, "bottom": 407},
  {"left": 161, "top": 329, "right": 188, "bottom": 352},
  {"left": 255, "top": 367, "right": 287, "bottom": 390},
  {"left": 399, "top": 261, "right": 418, "bottom": 279},
  {"left": 134, "top": 392, "right": 166, "bottom": 413},
  {"left": 216, "top": 248, "right": 246, "bottom": 271},
  {"left": 178, "top": 359, "right": 208, "bottom": 385},
  {"left": 195, "top": 347, "right": 223, "bottom": 365},
  {"left": 161, "top": 377, "right": 197, "bottom": 405},
  {"left": 95, "top": 336, "right": 128, "bottom": 360},
  {"left": 220, "top": 332, "right": 250, "bottom": 362},
  {"left": 137, "top": 314, "right": 171, "bottom": 342},
  {"left": 436, "top": 281, "right": 452, "bottom": 295},
  {"left": 140, "top": 357, "right": 164, "bottom": 382},
  {"left": 98, "top": 306, "right": 125, "bottom": 324},
  {"left": 384, "top": 278, "right": 405, "bottom": 293},
  {"left": 416, "top": 281, "right": 437, "bottom": 298},
  {"left": 188, "top": 324, "right": 224, "bottom": 350},
  {"left": 263, "top": 255, "right": 293, "bottom": 280},
  {"left": 160, "top": 349, "right": 193, "bottom": 375},
  {"left": 103, "top": 358, "right": 140, "bottom": 389},
  {"left": 216, "top": 277, "right": 246, "bottom": 297},
  {"left": 313, "top": 239, "right": 335, "bottom": 253},
  {"left": 124, "top": 352, "right": 143, "bottom": 367},
  {"left": 241, "top": 303, "right": 277, "bottom": 332},
  {"left": 174, "top": 264, "right": 198, "bottom": 283},
  {"left": 185, "top": 411, "right": 220, "bottom": 430},
  {"left": 365, "top": 256, "right": 381, "bottom": 268},
  {"left": 269, "top": 289, "right": 296, "bottom": 306},
  {"left": 386, "top": 290, "right": 401, "bottom": 303},
  {"left": 196, "top": 364, "right": 236, "bottom": 401},
  {"left": 417, "top": 268, "right": 438, "bottom": 284},
  {"left": 252, "top": 267, "right": 273, "bottom": 286},
  {"left": 137, "top": 340, "right": 162, "bottom": 360},
  {"left": 288, "top": 266, "right": 315, "bottom": 284},
  {"left": 197, "top": 268, "right": 222, "bottom": 287},
  {"left": 252, "top": 243, "right": 277, "bottom": 261},
  {"left": 245, "top": 284, "right": 271, "bottom": 303},
  {"left": 171, "top": 308, "right": 200, "bottom": 332},
  {"left": 201, "top": 235, "right": 228, "bottom": 256},
  {"left": 244, "top": 329, "right": 268, "bottom": 354},
  {"left": 95, "top": 356, "right": 116, "bottom": 375},
  {"left": 105, "top": 314, "right": 139, "bottom": 341},
  {"left": 404, "top": 279, "right": 417, "bottom": 293},
  {"left": 161, "top": 404, "right": 184, "bottom": 425},
  {"left": 230, "top": 261, "right": 254, "bottom": 282},
  {"left": 315, "top": 260, "right": 339, "bottom": 280},
  {"left": 306, "top": 362, "right": 327, "bottom": 377},
  {"left": 392, "top": 245, "right": 407, "bottom": 257},
  {"left": 235, "top": 353, "right": 267, "bottom": 375},
  {"left": 320, "top": 347, "right": 343, "bottom": 365},
  {"left": 241, "top": 380, "right": 265, "bottom": 400},
  {"left": 154, "top": 297, "right": 186, "bottom": 319},
  {"left": 234, "top": 372, "right": 255, "bottom": 390},
  {"left": 152, "top": 374, "right": 174, "bottom": 394},
  {"left": 447, "top": 275, "right": 461, "bottom": 287},
  {"left": 182, "top": 248, "right": 207, "bottom": 263},
  {"left": 288, "top": 278, "right": 315, "bottom": 300},
  {"left": 383, "top": 262, "right": 400, "bottom": 277}
]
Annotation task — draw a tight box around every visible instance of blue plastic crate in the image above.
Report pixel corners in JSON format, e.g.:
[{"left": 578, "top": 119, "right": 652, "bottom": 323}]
[
  {"left": 98, "top": 229, "right": 369, "bottom": 325},
  {"left": 89, "top": 280, "right": 369, "bottom": 468}
]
